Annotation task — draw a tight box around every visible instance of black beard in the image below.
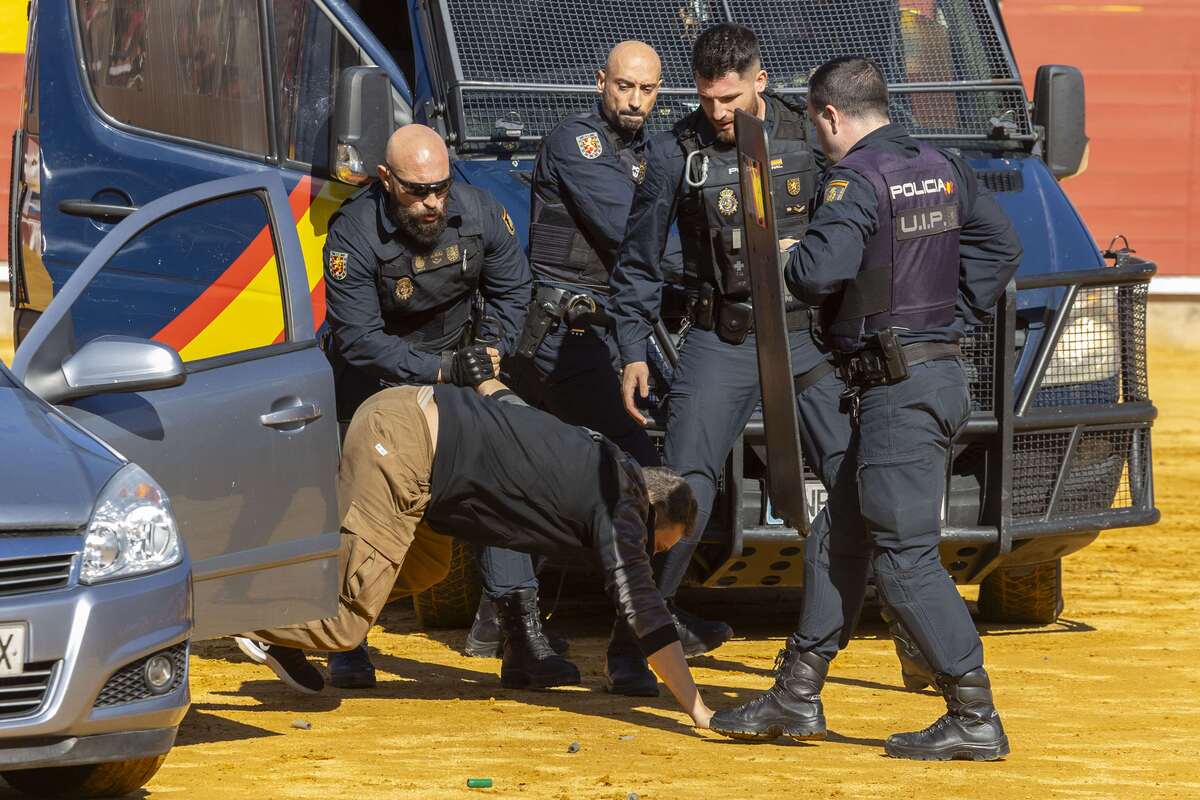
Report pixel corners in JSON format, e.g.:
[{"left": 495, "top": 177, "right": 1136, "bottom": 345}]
[{"left": 395, "top": 209, "right": 448, "bottom": 251}]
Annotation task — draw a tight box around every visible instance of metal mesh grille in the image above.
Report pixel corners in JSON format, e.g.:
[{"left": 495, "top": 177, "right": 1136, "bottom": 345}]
[
  {"left": 439, "top": 0, "right": 1028, "bottom": 149},
  {"left": 0, "top": 554, "right": 74, "bottom": 597},
  {"left": 94, "top": 643, "right": 188, "bottom": 708},
  {"left": 1033, "top": 283, "right": 1150, "bottom": 407},
  {"left": 960, "top": 317, "right": 995, "bottom": 412},
  {"left": 1011, "top": 431, "right": 1070, "bottom": 519},
  {"left": 1011, "top": 425, "right": 1150, "bottom": 520},
  {"left": 0, "top": 661, "right": 57, "bottom": 720}
]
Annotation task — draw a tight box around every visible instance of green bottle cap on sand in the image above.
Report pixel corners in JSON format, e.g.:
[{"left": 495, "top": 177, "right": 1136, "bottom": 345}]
[{"left": 467, "top": 778, "right": 493, "bottom": 789}]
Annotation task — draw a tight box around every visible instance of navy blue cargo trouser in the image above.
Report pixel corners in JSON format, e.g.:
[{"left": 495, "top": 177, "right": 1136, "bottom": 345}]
[
  {"left": 656, "top": 325, "right": 857, "bottom": 598},
  {"left": 793, "top": 357, "right": 984, "bottom": 678}
]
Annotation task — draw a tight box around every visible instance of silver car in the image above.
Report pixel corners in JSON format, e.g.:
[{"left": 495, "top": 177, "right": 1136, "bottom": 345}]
[{"left": 1, "top": 174, "right": 341, "bottom": 797}]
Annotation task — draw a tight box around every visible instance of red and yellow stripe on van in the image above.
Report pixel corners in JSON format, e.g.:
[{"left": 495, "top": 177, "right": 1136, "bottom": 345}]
[{"left": 152, "top": 177, "right": 356, "bottom": 362}]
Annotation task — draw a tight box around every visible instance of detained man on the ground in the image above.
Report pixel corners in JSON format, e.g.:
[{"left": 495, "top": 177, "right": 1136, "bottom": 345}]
[{"left": 235, "top": 379, "right": 715, "bottom": 729}]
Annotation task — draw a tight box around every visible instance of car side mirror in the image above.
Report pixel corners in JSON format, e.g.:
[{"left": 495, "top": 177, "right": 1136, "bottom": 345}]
[
  {"left": 1033, "top": 65, "right": 1089, "bottom": 179},
  {"left": 331, "top": 66, "right": 396, "bottom": 186},
  {"left": 35, "top": 336, "right": 185, "bottom": 405}
]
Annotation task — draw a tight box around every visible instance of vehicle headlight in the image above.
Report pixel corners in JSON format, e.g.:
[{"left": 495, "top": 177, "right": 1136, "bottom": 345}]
[
  {"left": 1041, "top": 287, "right": 1120, "bottom": 387},
  {"left": 81, "top": 464, "right": 181, "bottom": 584}
]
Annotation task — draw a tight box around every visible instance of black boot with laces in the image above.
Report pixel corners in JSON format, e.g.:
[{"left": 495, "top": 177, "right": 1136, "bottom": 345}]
[
  {"left": 494, "top": 588, "right": 581, "bottom": 690},
  {"left": 884, "top": 668, "right": 1010, "bottom": 761},
  {"left": 709, "top": 641, "right": 827, "bottom": 741}
]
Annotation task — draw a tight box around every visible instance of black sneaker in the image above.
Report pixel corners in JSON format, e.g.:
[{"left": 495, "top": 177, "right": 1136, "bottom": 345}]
[
  {"left": 264, "top": 645, "right": 325, "bottom": 694},
  {"left": 669, "top": 601, "right": 733, "bottom": 658},
  {"left": 328, "top": 640, "right": 377, "bottom": 689}
]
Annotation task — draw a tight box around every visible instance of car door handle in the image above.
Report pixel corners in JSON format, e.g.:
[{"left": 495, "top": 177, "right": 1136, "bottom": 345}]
[
  {"left": 260, "top": 402, "right": 322, "bottom": 428},
  {"left": 58, "top": 199, "right": 138, "bottom": 220}
]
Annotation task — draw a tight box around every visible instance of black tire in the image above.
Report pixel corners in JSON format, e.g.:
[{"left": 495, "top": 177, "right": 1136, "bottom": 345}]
[
  {"left": 978, "top": 559, "right": 1064, "bottom": 624},
  {"left": 413, "top": 539, "right": 483, "bottom": 629},
  {"left": 2, "top": 754, "right": 167, "bottom": 798}
]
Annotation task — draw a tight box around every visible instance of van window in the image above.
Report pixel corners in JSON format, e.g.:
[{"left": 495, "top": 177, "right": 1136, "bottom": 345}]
[
  {"left": 76, "top": 0, "right": 270, "bottom": 155},
  {"left": 271, "top": 0, "right": 365, "bottom": 173},
  {"left": 70, "top": 192, "right": 288, "bottom": 364}
]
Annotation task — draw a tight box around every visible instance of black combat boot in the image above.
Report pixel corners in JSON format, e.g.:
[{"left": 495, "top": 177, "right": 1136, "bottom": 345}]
[
  {"left": 710, "top": 642, "right": 828, "bottom": 742},
  {"left": 464, "top": 594, "right": 570, "bottom": 658},
  {"left": 494, "top": 588, "right": 581, "bottom": 689},
  {"left": 604, "top": 620, "right": 659, "bottom": 697},
  {"left": 884, "top": 668, "right": 1010, "bottom": 761},
  {"left": 879, "top": 605, "right": 934, "bottom": 691},
  {"left": 668, "top": 601, "right": 734, "bottom": 658}
]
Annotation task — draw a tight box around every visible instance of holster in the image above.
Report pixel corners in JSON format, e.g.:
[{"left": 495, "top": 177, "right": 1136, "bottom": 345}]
[{"left": 716, "top": 300, "right": 753, "bottom": 345}]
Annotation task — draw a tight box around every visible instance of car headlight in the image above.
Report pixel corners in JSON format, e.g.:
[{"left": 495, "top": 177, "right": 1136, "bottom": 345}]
[
  {"left": 1041, "top": 287, "right": 1120, "bottom": 387},
  {"left": 81, "top": 464, "right": 181, "bottom": 584}
]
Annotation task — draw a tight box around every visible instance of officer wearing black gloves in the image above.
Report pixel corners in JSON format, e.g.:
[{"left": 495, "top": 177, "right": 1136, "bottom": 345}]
[
  {"left": 609, "top": 24, "right": 854, "bottom": 645},
  {"left": 710, "top": 58, "right": 1021, "bottom": 762},
  {"left": 320, "top": 124, "right": 579, "bottom": 691},
  {"left": 512, "top": 40, "right": 714, "bottom": 698}
]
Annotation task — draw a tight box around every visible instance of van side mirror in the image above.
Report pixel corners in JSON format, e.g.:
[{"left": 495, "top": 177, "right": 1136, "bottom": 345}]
[
  {"left": 1033, "top": 65, "right": 1089, "bottom": 179},
  {"left": 29, "top": 336, "right": 185, "bottom": 405},
  {"left": 331, "top": 67, "right": 396, "bottom": 186}
]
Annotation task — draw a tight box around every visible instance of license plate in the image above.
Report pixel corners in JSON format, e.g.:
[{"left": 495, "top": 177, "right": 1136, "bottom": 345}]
[
  {"left": 0, "top": 625, "right": 25, "bottom": 677},
  {"left": 766, "top": 481, "right": 827, "bottom": 526}
]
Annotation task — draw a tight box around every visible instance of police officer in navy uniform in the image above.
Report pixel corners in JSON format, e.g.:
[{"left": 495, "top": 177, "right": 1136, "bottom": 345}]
[
  {"left": 321, "top": 124, "right": 580, "bottom": 691},
  {"left": 710, "top": 58, "right": 1022, "bottom": 761},
  {"left": 610, "top": 24, "right": 856, "bottom": 640},
  {"left": 514, "top": 41, "right": 723, "bottom": 697}
]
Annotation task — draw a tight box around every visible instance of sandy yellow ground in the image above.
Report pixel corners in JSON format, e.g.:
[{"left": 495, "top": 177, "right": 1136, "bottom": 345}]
[{"left": 2, "top": 338, "right": 1198, "bottom": 799}]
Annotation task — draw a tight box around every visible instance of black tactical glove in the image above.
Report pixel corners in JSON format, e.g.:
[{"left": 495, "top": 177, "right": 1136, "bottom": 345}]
[{"left": 440, "top": 344, "right": 497, "bottom": 386}]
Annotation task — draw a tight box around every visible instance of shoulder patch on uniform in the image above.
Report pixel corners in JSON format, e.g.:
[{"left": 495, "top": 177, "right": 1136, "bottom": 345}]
[
  {"left": 501, "top": 208, "right": 515, "bottom": 236},
  {"left": 576, "top": 131, "right": 603, "bottom": 160},
  {"left": 632, "top": 157, "right": 648, "bottom": 185},
  {"left": 823, "top": 180, "right": 849, "bottom": 203},
  {"left": 328, "top": 251, "right": 349, "bottom": 281}
]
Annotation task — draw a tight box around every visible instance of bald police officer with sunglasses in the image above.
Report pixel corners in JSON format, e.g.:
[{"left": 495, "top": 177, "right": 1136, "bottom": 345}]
[{"left": 320, "top": 124, "right": 580, "bottom": 692}]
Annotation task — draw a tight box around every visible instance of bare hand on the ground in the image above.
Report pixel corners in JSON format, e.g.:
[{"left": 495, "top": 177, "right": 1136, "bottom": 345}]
[
  {"left": 691, "top": 705, "right": 714, "bottom": 730},
  {"left": 621, "top": 362, "right": 651, "bottom": 426}
]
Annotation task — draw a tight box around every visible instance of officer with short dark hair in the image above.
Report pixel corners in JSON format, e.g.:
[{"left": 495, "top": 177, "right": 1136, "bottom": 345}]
[
  {"left": 320, "top": 124, "right": 579, "bottom": 691},
  {"left": 512, "top": 40, "right": 722, "bottom": 697},
  {"left": 710, "top": 57, "right": 1022, "bottom": 762},
  {"left": 609, "top": 24, "right": 853, "bottom": 641}
]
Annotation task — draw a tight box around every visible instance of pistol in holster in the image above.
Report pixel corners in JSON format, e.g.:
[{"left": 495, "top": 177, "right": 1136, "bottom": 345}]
[{"left": 515, "top": 285, "right": 604, "bottom": 359}]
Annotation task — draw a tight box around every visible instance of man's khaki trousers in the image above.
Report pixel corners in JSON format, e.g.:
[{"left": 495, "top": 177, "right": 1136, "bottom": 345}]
[{"left": 254, "top": 387, "right": 453, "bottom": 651}]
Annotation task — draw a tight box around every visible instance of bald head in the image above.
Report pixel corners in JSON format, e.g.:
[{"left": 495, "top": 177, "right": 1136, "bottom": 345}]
[
  {"left": 596, "top": 41, "right": 663, "bottom": 137},
  {"left": 381, "top": 124, "right": 450, "bottom": 185},
  {"left": 378, "top": 124, "right": 453, "bottom": 250}
]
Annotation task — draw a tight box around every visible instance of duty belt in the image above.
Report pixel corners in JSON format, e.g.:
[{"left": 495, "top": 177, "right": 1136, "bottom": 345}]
[
  {"left": 515, "top": 285, "right": 611, "bottom": 359},
  {"left": 834, "top": 340, "right": 961, "bottom": 390},
  {"left": 690, "top": 295, "right": 813, "bottom": 333}
]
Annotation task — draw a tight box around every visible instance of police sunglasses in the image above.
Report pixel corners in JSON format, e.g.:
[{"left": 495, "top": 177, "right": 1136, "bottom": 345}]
[{"left": 385, "top": 167, "right": 453, "bottom": 199}]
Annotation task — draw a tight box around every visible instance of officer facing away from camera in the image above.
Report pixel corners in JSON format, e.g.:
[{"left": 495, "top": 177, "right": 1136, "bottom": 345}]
[{"left": 710, "top": 57, "right": 1022, "bottom": 761}]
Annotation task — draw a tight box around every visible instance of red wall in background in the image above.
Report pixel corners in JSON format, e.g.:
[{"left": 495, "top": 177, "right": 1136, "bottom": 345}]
[
  {"left": 0, "top": 53, "right": 21, "bottom": 259},
  {"left": 1003, "top": 0, "right": 1200, "bottom": 276}
]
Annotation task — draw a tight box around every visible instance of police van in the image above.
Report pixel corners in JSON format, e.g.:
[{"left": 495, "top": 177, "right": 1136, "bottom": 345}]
[{"left": 10, "top": 0, "right": 1157, "bottom": 682}]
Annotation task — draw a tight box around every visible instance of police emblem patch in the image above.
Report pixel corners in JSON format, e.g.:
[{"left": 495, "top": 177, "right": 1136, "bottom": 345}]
[
  {"left": 632, "top": 158, "right": 647, "bottom": 185},
  {"left": 395, "top": 277, "right": 414, "bottom": 301},
  {"left": 430, "top": 249, "right": 445, "bottom": 267},
  {"left": 328, "top": 251, "right": 349, "bottom": 281},
  {"left": 717, "top": 187, "right": 738, "bottom": 217},
  {"left": 824, "top": 179, "right": 849, "bottom": 203},
  {"left": 413, "top": 255, "right": 426, "bottom": 273},
  {"left": 576, "top": 132, "right": 603, "bottom": 160},
  {"left": 786, "top": 176, "right": 803, "bottom": 196},
  {"left": 501, "top": 208, "right": 515, "bottom": 236},
  {"left": 445, "top": 244, "right": 461, "bottom": 262}
]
